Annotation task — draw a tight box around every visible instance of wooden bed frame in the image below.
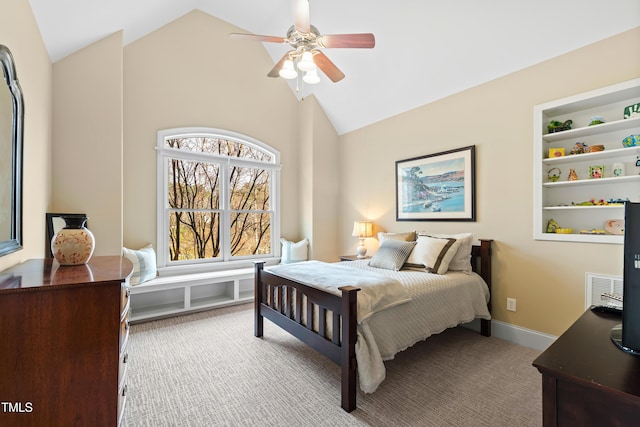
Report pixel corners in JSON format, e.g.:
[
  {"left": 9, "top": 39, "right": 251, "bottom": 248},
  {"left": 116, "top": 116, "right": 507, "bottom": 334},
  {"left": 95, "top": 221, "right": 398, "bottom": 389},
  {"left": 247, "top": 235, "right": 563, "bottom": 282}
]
[{"left": 253, "top": 238, "right": 493, "bottom": 412}]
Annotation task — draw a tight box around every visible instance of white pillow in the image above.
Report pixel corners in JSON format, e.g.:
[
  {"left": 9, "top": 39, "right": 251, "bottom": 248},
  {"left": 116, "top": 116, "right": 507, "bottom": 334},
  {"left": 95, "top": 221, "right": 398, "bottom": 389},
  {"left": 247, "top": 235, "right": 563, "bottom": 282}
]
[
  {"left": 430, "top": 233, "right": 473, "bottom": 273},
  {"left": 280, "top": 238, "right": 309, "bottom": 264},
  {"left": 405, "top": 235, "right": 461, "bottom": 275},
  {"left": 122, "top": 244, "right": 157, "bottom": 285},
  {"left": 377, "top": 231, "right": 416, "bottom": 243}
]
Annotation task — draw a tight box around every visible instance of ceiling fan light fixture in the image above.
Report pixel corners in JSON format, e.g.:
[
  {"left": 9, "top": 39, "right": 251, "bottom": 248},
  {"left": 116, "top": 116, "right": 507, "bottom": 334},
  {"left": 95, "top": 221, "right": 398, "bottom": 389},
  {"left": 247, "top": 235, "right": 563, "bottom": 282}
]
[
  {"left": 279, "top": 59, "right": 298, "bottom": 79},
  {"left": 303, "top": 68, "right": 320, "bottom": 85},
  {"left": 297, "top": 51, "right": 315, "bottom": 72}
]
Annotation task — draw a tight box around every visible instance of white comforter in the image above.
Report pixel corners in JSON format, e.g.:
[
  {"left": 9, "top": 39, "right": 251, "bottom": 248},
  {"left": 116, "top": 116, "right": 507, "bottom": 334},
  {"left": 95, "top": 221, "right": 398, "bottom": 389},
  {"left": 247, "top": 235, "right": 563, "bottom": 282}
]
[
  {"left": 267, "top": 261, "right": 412, "bottom": 323},
  {"left": 344, "top": 260, "right": 491, "bottom": 393}
]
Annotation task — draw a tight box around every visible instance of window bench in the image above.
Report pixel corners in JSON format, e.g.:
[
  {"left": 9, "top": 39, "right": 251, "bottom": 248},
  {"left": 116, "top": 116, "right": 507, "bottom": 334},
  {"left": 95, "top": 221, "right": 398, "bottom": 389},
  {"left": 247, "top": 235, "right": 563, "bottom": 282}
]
[{"left": 128, "top": 267, "right": 254, "bottom": 323}]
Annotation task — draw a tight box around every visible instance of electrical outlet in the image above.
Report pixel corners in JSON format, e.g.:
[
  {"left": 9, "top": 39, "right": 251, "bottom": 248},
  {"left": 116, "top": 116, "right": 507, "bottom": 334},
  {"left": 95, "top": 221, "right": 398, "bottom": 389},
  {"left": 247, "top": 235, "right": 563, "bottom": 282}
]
[{"left": 506, "top": 298, "right": 517, "bottom": 312}]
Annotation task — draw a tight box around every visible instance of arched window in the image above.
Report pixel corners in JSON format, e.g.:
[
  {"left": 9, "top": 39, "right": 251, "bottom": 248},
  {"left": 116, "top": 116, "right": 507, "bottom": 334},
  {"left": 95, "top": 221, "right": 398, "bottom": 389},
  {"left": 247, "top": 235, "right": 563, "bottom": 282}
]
[{"left": 156, "top": 128, "right": 280, "bottom": 269}]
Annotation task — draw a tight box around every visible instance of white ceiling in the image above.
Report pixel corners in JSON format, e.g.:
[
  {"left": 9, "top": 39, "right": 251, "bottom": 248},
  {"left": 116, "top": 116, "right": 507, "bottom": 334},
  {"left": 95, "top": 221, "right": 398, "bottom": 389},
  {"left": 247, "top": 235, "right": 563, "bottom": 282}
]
[{"left": 29, "top": 0, "right": 640, "bottom": 135}]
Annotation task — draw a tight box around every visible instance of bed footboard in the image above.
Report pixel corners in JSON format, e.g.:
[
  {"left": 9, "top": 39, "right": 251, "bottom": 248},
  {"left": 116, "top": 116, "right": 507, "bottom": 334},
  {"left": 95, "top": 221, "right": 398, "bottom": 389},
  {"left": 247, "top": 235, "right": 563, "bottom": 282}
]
[{"left": 254, "top": 261, "right": 360, "bottom": 412}]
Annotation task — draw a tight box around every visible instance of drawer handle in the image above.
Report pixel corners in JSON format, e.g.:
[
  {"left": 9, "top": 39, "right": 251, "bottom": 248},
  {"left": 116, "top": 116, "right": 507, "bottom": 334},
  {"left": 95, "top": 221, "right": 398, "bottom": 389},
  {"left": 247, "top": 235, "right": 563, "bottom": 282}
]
[
  {"left": 125, "top": 320, "right": 130, "bottom": 330},
  {"left": 122, "top": 384, "right": 127, "bottom": 397},
  {"left": 126, "top": 288, "right": 130, "bottom": 298},
  {"left": 123, "top": 353, "right": 129, "bottom": 364}
]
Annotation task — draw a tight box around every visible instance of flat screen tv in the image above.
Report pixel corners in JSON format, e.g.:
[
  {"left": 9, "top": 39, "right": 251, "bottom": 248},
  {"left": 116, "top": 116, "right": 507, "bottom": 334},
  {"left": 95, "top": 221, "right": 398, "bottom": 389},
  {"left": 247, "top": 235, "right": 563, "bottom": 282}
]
[{"left": 611, "top": 201, "right": 640, "bottom": 355}]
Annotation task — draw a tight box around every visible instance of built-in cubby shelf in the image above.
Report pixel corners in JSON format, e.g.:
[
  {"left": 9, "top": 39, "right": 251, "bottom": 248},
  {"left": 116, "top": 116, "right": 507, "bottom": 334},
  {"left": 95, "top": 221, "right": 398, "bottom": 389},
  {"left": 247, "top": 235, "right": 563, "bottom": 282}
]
[{"left": 533, "top": 78, "right": 640, "bottom": 244}]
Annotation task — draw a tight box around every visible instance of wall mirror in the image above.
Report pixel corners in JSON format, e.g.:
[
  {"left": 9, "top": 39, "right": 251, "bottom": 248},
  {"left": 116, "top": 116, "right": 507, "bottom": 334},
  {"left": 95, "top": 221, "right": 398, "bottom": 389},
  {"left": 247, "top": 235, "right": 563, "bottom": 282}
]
[{"left": 0, "top": 45, "right": 24, "bottom": 256}]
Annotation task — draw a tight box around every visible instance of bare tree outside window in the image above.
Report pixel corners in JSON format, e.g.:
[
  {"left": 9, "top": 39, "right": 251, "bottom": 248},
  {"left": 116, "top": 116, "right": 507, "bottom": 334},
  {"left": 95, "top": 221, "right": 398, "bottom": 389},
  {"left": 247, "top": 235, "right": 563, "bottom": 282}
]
[{"left": 162, "top": 135, "right": 274, "bottom": 263}]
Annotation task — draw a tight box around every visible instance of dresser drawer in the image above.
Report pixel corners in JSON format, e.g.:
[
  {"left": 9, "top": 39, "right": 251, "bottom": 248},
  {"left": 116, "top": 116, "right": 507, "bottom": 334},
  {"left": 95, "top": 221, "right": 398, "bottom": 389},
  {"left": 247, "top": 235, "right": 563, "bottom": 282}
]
[
  {"left": 118, "top": 348, "right": 129, "bottom": 392},
  {"left": 117, "top": 382, "right": 127, "bottom": 426},
  {"left": 120, "top": 310, "right": 130, "bottom": 353},
  {"left": 121, "top": 284, "right": 130, "bottom": 313}
]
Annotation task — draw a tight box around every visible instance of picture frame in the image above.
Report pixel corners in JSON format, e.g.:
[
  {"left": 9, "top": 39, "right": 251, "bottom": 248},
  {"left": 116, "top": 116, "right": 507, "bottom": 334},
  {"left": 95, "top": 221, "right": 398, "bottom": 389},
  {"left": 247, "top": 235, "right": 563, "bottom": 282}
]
[
  {"left": 396, "top": 145, "right": 476, "bottom": 221},
  {"left": 46, "top": 213, "right": 87, "bottom": 258}
]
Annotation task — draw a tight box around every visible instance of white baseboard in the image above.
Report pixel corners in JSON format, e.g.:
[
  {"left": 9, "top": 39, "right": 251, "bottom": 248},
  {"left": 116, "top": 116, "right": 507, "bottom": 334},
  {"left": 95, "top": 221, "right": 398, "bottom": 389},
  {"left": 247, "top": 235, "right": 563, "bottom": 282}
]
[
  {"left": 491, "top": 320, "right": 556, "bottom": 351},
  {"left": 463, "top": 319, "right": 556, "bottom": 352}
]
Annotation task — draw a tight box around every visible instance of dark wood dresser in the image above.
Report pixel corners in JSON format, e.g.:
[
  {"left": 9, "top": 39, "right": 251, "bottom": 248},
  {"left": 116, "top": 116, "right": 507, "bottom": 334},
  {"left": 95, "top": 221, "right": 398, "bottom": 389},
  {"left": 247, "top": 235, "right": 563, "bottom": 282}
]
[
  {"left": 533, "top": 309, "right": 640, "bottom": 426},
  {"left": 0, "top": 256, "right": 133, "bottom": 427}
]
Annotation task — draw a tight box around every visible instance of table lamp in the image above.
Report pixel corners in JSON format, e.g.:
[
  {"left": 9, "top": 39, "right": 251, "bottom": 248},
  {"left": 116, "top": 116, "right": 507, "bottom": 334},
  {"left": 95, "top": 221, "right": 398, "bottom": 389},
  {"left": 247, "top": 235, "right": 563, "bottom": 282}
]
[{"left": 352, "top": 221, "right": 373, "bottom": 258}]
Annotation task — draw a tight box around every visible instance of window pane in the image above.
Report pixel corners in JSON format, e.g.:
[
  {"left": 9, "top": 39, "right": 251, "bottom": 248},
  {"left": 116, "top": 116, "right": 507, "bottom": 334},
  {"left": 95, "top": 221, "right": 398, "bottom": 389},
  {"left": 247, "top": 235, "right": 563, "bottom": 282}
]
[
  {"left": 230, "top": 212, "right": 271, "bottom": 256},
  {"left": 169, "top": 211, "right": 220, "bottom": 261},
  {"left": 168, "top": 159, "right": 219, "bottom": 210},
  {"left": 229, "top": 166, "right": 270, "bottom": 211},
  {"left": 165, "top": 137, "right": 272, "bottom": 162}
]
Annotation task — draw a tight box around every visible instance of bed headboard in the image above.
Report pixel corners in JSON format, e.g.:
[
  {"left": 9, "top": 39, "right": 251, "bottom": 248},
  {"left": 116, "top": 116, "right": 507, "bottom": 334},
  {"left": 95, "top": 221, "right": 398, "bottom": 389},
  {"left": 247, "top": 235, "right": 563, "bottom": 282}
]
[
  {"left": 471, "top": 239, "right": 493, "bottom": 287},
  {"left": 471, "top": 238, "right": 493, "bottom": 336}
]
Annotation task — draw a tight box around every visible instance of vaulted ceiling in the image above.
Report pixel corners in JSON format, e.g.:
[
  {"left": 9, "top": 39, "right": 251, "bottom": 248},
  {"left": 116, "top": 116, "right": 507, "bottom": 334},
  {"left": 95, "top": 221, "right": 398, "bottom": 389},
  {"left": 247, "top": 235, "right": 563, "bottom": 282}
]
[{"left": 29, "top": 0, "right": 640, "bottom": 135}]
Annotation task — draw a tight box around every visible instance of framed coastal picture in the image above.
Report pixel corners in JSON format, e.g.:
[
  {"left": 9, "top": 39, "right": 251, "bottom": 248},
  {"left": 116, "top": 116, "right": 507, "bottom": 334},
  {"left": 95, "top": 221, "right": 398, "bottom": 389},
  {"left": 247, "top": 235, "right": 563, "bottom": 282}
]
[{"left": 396, "top": 145, "right": 476, "bottom": 221}]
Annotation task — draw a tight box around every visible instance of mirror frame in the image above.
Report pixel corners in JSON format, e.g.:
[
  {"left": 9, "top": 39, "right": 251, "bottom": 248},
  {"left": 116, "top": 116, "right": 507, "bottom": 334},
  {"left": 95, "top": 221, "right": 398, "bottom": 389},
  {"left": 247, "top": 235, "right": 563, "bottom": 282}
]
[{"left": 0, "top": 45, "right": 24, "bottom": 256}]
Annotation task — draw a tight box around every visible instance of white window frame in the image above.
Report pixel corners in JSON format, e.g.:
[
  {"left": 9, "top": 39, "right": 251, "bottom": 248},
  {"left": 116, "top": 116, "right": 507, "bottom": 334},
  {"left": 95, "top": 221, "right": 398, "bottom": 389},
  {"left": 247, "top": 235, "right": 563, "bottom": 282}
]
[{"left": 156, "top": 127, "right": 281, "bottom": 272}]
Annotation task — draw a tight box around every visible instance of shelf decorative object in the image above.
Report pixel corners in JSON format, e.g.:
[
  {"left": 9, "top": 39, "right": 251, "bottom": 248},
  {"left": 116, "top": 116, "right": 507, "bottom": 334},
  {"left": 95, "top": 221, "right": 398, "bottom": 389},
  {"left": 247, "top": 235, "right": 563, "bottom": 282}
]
[
  {"left": 547, "top": 168, "right": 562, "bottom": 182},
  {"left": 622, "top": 134, "right": 639, "bottom": 147},
  {"left": 568, "top": 168, "right": 579, "bottom": 181},
  {"left": 570, "top": 142, "right": 588, "bottom": 154},
  {"left": 555, "top": 228, "right": 573, "bottom": 234},
  {"left": 547, "top": 119, "right": 572, "bottom": 133},
  {"left": 549, "top": 148, "right": 565, "bottom": 158},
  {"left": 51, "top": 216, "right": 95, "bottom": 265},
  {"left": 589, "top": 166, "right": 605, "bottom": 179},
  {"left": 588, "top": 144, "right": 605, "bottom": 152},
  {"left": 604, "top": 219, "right": 624, "bottom": 235},
  {"left": 624, "top": 103, "right": 640, "bottom": 118},
  {"left": 612, "top": 162, "right": 625, "bottom": 177}
]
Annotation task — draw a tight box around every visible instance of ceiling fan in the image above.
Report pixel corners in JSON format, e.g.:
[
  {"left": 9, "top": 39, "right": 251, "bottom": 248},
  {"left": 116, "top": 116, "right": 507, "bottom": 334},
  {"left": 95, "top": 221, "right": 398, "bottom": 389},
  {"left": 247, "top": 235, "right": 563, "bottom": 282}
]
[{"left": 229, "top": 0, "right": 375, "bottom": 84}]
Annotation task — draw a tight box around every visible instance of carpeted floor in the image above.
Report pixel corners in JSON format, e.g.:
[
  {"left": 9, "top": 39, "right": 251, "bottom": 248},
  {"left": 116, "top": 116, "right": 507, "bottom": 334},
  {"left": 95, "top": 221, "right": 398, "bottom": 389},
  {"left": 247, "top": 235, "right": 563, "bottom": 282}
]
[{"left": 122, "top": 304, "right": 542, "bottom": 426}]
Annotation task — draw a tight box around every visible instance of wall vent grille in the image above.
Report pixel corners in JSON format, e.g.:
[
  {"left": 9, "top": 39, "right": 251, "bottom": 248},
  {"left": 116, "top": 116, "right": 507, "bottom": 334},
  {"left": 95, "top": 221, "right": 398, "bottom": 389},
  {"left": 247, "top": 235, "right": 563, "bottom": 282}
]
[{"left": 585, "top": 272, "right": 623, "bottom": 309}]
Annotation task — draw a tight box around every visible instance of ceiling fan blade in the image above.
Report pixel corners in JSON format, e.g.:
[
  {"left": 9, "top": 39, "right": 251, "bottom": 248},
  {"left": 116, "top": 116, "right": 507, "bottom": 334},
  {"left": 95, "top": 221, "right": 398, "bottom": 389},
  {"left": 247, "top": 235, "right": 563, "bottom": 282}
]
[
  {"left": 229, "top": 33, "right": 286, "bottom": 44},
  {"left": 316, "top": 33, "right": 375, "bottom": 49},
  {"left": 312, "top": 51, "right": 345, "bottom": 82},
  {"left": 293, "top": 0, "right": 310, "bottom": 33},
  {"left": 267, "top": 51, "right": 295, "bottom": 77}
]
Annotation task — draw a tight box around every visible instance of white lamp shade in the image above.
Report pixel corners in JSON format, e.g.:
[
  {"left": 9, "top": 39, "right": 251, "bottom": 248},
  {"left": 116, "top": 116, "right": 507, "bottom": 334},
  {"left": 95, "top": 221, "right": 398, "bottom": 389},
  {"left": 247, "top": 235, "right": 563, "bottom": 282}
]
[
  {"left": 352, "top": 221, "right": 373, "bottom": 238},
  {"left": 303, "top": 69, "right": 320, "bottom": 84},
  {"left": 279, "top": 59, "right": 298, "bottom": 79},
  {"left": 297, "top": 51, "right": 316, "bottom": 72}
]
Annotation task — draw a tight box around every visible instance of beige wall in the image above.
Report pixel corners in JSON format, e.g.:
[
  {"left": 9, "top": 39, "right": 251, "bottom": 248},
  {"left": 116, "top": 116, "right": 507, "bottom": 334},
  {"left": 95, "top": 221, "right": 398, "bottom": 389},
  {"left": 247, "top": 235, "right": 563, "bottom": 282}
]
[
  {"left": 122, "top": 11, "right": 301, "bottom": 258},
  {"left": 0, "top": 0, "right": 52, "bottom": 271},
  {"left": 339, "top": 27, "right": 640, "bottom": 336},
  {"left": 298, "top": 95, "right": 340, "bottom": 261},
  {"left": 52, "top": 32, "right": 124, "bottom": 256}
]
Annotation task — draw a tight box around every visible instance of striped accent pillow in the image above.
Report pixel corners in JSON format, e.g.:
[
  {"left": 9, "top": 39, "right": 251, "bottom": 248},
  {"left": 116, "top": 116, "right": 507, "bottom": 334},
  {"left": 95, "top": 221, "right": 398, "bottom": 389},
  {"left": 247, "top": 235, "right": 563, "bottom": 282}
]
[
  {"left": 122, "top": 244, "right": 157, "bottom": 285},
  {"left": 428, "top": 232, "right": 473, "bottom": 273},
  {"left": 405, "top": 235, "right": 461, "bottom": 274},
  {"left": 368, "top": 239, "right": 416, "bottom": 271}
]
